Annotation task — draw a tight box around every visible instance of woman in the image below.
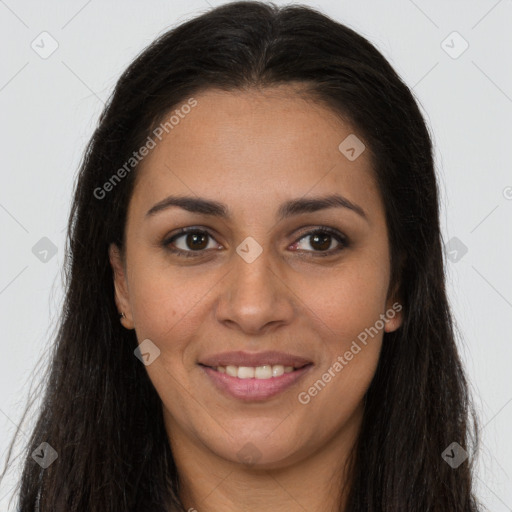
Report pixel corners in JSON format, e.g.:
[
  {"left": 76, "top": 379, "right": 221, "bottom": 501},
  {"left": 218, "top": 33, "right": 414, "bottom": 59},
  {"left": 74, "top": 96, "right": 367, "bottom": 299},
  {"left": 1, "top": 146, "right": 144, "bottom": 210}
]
[{"left": 2, "top": 1, "right": 481, "bottom": 510}]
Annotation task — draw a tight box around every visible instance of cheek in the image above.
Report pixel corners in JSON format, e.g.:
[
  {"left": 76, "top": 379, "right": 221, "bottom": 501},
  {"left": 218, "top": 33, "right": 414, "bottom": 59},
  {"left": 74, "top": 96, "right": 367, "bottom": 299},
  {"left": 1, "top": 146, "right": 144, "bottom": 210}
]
[
  {"left": 296, "top": 345, "right": 381, "bottom": 446},
  {"left": 291, "top": 260, "right": 387, "bottom": 409},
  {"left": 296, "top": 279, "right": 385, "bottom": 438},
  {"left": 128, "top": 258, "right": 213, "bottom": 342},
  {"left": 127, "top": 264, "right": 209, "bottom": 414},
  {"left": 295, "top": 258, "right": 390, "bottom": 342}
]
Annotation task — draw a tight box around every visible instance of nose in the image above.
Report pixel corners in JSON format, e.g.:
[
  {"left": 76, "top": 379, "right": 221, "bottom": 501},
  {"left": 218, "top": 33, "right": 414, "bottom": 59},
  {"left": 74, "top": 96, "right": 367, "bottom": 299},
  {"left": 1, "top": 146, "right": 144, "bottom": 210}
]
[{"left": 214, "top": 246, "right": 295, "bottom": 335}]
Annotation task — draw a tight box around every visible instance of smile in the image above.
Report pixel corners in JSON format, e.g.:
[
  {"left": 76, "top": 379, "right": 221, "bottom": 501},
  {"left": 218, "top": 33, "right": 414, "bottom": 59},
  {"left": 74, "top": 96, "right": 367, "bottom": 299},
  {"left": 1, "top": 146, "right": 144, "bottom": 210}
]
[{"left": 199, "top": 363, "right": 313, "bottom": 401}]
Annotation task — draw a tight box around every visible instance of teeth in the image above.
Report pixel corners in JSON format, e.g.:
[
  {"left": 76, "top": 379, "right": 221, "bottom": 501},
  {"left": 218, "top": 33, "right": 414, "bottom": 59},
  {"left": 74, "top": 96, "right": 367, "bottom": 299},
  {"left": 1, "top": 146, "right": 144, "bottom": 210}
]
[
  {"left": 254, "top": 365, "right": 272, "bottom": 379},
  {"left": 218, "top": 364, "right": 297, "bottom": 379},
  {"left": 226, "top": 365, "right": 238, "bottom": 377},
  {"left": 272, "top": 365, "right": 285, "bottom": 377}
]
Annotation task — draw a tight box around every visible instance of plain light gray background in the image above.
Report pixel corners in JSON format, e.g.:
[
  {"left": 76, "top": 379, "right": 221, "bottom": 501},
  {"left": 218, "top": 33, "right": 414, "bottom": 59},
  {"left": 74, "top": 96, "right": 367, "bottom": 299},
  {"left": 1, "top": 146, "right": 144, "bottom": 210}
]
[{"left": 1, "top": 0, "right": 511, "bottom": 510}]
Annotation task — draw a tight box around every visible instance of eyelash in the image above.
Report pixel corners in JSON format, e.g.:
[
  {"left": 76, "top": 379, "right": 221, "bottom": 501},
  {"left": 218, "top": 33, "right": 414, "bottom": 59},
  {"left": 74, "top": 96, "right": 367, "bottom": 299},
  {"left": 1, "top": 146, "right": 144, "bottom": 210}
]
[{"left": 162, "top": 226, "right": 349, "bottom": 259}]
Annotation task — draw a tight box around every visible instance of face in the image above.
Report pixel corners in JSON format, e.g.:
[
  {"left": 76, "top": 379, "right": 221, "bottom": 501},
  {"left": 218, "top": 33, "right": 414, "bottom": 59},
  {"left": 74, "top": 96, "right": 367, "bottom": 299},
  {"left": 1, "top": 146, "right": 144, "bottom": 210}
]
[{"left": 109, "top": 86, "right": 403, "bottom": 469}]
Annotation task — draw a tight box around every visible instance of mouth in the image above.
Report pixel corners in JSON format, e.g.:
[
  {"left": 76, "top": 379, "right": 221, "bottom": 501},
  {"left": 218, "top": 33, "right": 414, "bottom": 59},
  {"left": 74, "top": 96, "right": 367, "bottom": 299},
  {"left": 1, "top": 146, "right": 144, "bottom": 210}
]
[
  {"left": 198, "top": 350, "right": 313, "bottom": 370},
  {"left": 197, "top": 351, "right": 314, "bottom": 401},
  {"left": 198, "top": 362, "right": 312, "bottom": 379}
]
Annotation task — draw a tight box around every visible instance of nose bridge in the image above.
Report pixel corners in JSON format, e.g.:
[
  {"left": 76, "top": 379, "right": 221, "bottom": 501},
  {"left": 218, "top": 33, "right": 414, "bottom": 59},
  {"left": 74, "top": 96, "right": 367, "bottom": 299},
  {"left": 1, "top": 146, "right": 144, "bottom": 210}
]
[
  {"left": 215, "top": 239, "right": 294, "bottom": 332},
  {"left": 233, "top": 243, "right": 276, "bottom": 298}
]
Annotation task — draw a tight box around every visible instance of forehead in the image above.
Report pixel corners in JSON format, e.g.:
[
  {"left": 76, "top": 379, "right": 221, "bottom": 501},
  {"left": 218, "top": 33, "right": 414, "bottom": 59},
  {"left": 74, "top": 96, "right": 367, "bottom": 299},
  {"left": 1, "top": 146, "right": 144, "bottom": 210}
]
[{"left": 129, "top": 86, "right": 383, "bottom": 223}]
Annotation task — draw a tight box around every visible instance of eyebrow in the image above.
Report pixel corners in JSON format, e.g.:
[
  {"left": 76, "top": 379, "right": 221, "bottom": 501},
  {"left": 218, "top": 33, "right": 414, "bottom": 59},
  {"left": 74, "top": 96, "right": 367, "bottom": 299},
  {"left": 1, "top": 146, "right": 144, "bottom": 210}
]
[{"left": 145, "top": 194, "right": 368, "bottom": 222}]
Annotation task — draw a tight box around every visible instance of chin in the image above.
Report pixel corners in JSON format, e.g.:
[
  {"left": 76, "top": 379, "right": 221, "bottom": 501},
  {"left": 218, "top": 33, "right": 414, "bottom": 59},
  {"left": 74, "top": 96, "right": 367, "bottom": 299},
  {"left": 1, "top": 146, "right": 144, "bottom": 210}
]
[{"left": 211, "top": 433, "right": 309, "bottom": 469}]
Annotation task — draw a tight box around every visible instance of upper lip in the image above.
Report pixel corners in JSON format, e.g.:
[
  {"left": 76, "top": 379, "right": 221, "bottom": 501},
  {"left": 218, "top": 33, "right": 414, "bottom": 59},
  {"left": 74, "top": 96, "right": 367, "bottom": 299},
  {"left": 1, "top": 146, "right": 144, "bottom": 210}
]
[{"left": 199, "top": 350, "right": 312, "bottom": 368}]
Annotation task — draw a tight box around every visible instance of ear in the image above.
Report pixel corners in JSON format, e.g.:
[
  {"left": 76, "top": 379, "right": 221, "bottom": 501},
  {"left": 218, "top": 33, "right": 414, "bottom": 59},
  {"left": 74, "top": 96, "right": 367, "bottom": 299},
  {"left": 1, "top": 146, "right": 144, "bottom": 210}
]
[
  {"left": 108, "top": 243, "right": 135, "bottom": 330},
  {"left": 384, "top": 280, "right": 404, "bottom": 333}
]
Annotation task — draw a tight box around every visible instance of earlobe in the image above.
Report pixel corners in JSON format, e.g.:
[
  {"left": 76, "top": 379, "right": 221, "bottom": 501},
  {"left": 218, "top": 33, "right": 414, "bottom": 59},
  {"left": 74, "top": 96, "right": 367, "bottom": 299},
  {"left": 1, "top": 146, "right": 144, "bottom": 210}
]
[
  {"left": 108, "top": 243, "right": 135, "bottom": 329},
  {"left": 384, "top": 272, "right": 404, "bottom": 333},
  {"left": 384, "top": 296, "right": 404, "bottom": 333}
]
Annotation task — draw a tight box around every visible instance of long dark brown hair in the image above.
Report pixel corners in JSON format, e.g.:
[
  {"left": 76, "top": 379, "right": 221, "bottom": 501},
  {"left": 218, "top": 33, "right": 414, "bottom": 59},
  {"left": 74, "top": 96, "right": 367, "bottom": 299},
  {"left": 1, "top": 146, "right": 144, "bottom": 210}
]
[{"left": 1, "top": 2, "right": 481, "bottom": 510}]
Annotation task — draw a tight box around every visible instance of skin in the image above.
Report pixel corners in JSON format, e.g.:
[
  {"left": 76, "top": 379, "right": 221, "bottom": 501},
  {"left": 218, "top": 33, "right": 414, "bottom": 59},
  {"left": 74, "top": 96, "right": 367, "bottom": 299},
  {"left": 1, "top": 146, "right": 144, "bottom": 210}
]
[{"left": 109, "top": 86, "right": 403, "bottom": 512}]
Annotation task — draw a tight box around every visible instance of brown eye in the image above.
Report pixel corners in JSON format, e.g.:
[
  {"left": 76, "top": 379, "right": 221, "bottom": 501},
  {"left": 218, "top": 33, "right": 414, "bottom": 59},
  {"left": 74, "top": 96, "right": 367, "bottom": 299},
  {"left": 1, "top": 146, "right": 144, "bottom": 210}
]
[
  {"left": 309, "top": 232, "right": 332, "bottom": 251},
  {"left": 164, "top": 228, "right": 219, "bottom": 257},
  {"left": 291, "top": 228, "right": 347, "bottom": 255},
  {"left": 183, "top": 232, "right": 209, "bottom": 250}
]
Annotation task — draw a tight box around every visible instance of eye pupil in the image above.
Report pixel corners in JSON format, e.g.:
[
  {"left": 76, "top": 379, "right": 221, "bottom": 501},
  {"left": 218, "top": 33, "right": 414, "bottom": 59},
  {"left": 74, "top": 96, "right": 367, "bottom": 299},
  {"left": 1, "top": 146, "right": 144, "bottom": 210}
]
[
  {"left": 311, "top": 233, "right": 331, "bottom": 251},
  {"left": 187, "top": 232, "right": 208, "bottom": 250}
]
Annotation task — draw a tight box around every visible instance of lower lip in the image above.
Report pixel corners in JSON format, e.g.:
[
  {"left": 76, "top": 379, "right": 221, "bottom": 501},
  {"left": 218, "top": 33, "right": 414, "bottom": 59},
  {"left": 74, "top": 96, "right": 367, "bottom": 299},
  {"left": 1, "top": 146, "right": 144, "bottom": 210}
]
[{"left": 200, "top": 364, "right": 313, "bottom": 401}]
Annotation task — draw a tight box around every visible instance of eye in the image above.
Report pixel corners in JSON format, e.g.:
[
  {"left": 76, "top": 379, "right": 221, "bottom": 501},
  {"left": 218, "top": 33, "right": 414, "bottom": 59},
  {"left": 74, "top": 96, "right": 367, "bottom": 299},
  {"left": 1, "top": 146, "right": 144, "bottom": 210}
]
[
  {"left": 290, "top": 228, "right": 348, "bottom": 256},
  {"left": 163, "top": 226, "right": 348, "bottom": 258},
  {"left": 163, "top": 228, "right": 220, "bottom": 258}
]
